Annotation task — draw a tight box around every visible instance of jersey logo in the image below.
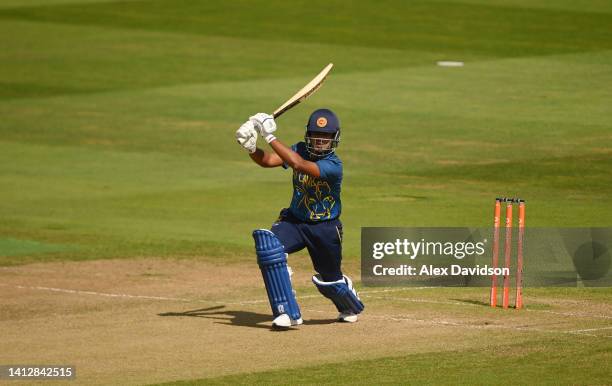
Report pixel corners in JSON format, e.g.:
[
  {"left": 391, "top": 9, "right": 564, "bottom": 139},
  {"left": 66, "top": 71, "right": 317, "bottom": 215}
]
[
  {"left": 294, "top": 171, "right": 335, "bottom": 220},
  {"left": 316, "top": 117, "right": 327, "bottom": 127}
]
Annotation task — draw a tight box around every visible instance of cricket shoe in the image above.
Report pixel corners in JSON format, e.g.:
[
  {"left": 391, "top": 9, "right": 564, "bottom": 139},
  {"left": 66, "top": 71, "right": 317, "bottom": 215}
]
[
  {"left": 338, "top": 312, "right": 358, "bottom": 323},
  {"left": 272, "top": 314, "right": 303, "bottom": 328}
]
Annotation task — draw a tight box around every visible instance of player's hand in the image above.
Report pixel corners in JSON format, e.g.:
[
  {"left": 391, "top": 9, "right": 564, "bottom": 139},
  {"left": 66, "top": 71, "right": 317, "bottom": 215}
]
[
  {"left": 235, "top": 120, "right": 258, "bottom": 154},
  {"left": 249, "top": 113, "right": 277, "bottom": 143}
]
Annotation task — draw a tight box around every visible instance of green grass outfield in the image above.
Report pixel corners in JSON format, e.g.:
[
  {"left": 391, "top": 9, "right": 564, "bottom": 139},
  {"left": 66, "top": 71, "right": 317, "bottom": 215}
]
[
  {"left": 162, "top": 336, "right": 611, "bottom": 385},
  {"left": 0, "top": 0, "right": 611, "bottom": 384}
]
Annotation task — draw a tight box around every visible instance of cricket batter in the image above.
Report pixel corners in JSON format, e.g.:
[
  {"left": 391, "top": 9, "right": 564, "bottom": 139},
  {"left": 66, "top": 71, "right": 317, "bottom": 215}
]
[{"left": 235, "top": 109, "right": 364, "bottom": 327}]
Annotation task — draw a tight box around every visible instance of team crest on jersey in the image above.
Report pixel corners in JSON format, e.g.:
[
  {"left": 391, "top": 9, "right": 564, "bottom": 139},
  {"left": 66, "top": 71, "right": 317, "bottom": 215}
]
[
  {"left": 294, "top": 171, "right": 335, "bottom": 220},
  {"left": 316, "top": 117, "right": 327, "bottom": 127}
]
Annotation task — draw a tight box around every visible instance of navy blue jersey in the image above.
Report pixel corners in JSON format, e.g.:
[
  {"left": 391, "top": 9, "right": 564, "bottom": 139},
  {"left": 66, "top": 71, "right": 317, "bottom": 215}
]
[{"left": 283, "top": 142, "right": 342, "bottom": 222}]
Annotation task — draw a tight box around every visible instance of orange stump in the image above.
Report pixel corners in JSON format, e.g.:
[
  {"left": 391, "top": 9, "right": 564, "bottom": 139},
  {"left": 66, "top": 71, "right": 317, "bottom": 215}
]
[
  {"left": 490, "top": 198, "right": 502, "bottom": 308},
  {"left": 502, "top": 200, "right": 513, "bottom": 309},
  {"left": 489, "top": 197, "right": 525, "bottom": 310},
  {"left": 515, "top": 200, "right": 525, "bottom": 309}
]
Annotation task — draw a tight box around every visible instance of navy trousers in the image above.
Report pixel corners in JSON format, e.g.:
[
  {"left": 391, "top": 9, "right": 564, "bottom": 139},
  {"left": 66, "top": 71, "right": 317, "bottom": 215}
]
[{"left": 271, "top": 209, "right": 343, "bottom": 282}]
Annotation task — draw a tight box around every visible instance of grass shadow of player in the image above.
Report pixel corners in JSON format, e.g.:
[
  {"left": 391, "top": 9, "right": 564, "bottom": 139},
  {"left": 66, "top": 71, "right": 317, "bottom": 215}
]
[
  {"left": 158, "top": 306, "right": 336, "bottom": 330},
  {"left": 303, "top": 318, "right": 337, "bottom": 326},
  {"left": 450, "top": 298, "right": 490, "bottom": 307},
  {"left": 158, "top": 305, "right": 271, "bottom": 330}
]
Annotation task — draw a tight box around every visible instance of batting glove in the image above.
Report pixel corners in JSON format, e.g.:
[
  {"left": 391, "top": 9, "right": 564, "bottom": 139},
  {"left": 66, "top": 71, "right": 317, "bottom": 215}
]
[
  {"left": 249, "top": 113, "right": 277, "bottom": 143},
  {"left": 236, "top": 120, "right": 258, "bottom": 154}
]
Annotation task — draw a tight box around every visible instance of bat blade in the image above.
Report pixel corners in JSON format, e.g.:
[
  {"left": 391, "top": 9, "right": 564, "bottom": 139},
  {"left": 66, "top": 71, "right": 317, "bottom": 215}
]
[{"left": 272, "top": 63, "right": 333, "bottom": 119}]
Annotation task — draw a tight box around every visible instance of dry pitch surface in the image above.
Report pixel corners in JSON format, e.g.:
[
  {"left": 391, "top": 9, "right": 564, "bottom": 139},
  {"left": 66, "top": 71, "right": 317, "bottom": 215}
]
[{"left": 1, "top": 258, "right": 611, "bottom": 385}]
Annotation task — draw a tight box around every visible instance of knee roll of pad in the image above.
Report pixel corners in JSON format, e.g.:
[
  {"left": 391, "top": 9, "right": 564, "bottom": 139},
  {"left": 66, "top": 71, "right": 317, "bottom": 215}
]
[
  {"left": 253, "top": 229, "right": 301, "bottom": 320},
  {"left": 312, "top": 274, "right": 365, "bottom": 314}
]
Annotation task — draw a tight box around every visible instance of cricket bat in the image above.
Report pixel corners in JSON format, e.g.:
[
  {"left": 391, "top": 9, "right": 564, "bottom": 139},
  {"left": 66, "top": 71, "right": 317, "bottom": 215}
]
[{"left": 272, "top": 63, "right": 333, "bottom": 118}]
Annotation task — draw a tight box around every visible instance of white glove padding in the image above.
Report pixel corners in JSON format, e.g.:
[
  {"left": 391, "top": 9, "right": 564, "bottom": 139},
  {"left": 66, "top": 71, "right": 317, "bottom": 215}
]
[
  {"left": 249, "top": 113, "right": 277, "bottom": 143},
  {"left": 235, "top": 120, "right": 258, "bottom": 154}
]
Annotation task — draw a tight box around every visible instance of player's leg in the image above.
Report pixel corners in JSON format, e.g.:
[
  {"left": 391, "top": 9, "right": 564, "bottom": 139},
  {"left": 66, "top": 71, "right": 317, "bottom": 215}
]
[
  {"left": 270, "top": 208, "right": 306, "bottom": 254},
  {"left": 312, "top": 274, "right": 364, "bottom": 322},
  {"left": 302, "top": 220, "right": 364, "bottom": 322},
  {"left": 253, "top": 210, "right": 306, "bottom": 328}
]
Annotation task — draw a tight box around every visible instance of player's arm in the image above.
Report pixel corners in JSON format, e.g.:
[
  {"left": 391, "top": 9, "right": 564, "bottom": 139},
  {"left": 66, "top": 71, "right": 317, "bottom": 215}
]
[
  {"left": 235, "top": 120, "right": 284, "bottom": 168},
  {"left": 268, "top": 139, "right": 320, "bottom": 177},
  {"left": 249, "top": 148, "right": 283, "bottom": 168},
  {"left": 250, "top": 112, "right": 321, "bottom": 178}
]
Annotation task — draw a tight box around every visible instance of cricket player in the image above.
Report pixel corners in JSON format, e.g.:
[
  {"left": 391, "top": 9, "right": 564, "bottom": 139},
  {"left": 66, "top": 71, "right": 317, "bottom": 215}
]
[{"left": 235, "top": 109, "right": 364, "bottom": 327}]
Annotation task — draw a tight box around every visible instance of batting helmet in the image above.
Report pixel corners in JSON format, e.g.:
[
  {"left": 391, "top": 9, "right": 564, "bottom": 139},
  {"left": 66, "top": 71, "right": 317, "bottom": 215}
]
[{"left": 304, "top": 108, "right": 340, "bottom": 157}]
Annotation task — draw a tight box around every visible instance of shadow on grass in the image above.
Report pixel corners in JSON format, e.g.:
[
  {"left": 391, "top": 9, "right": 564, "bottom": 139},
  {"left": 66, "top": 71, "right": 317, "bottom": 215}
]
[
  {"left": 450, "top": 298, "right": 490, "bottom": 307},
  {"left": 451, "top": 298, "right": 543, "bottom": 310},
  {"left": 158, "top": 305, "right": 336, "bottom": 330}
]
